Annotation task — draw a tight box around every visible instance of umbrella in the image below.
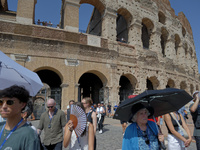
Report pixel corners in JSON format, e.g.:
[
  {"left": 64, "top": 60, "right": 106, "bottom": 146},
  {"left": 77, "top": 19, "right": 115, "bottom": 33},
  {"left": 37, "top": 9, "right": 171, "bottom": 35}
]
[
  {"left": 113, "top": 88, "right": 193, "bottom": 122},
  {"left": 0, "top": 50, "right": 43, "bottom": 96}
]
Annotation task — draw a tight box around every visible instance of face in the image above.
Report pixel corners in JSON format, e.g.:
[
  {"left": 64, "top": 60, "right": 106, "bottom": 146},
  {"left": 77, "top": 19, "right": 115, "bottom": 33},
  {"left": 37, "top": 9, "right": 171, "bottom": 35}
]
[
  {"left": 47, "top": 101, "right": 55, "bottom": 112},
  {"left": 81, "top": 99, "right": 88, "bottom": 108},
  {"left": 69, "top": 101, "right": 74, "bottom": 106},
  {"left": 136, "top": 108, "right": 149, "bottom": 125},
  {"left": 98, "top": 103, "right": 100, "bottom": 107},
  {"left": 0, "top": 97, "right": 26, "bottom": 119}
]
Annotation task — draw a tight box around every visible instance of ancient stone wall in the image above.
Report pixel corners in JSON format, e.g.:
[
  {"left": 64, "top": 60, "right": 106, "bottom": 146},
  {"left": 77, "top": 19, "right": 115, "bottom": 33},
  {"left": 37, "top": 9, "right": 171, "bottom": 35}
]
[{"left": 0, "top": 0, "right": 199, "bottom": 111}]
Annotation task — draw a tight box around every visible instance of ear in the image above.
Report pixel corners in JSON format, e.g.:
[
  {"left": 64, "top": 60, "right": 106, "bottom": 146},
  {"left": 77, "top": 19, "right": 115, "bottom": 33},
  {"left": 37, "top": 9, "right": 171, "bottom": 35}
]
[{"left": 21, "top": 102, "right": 27, "bottom": 110}]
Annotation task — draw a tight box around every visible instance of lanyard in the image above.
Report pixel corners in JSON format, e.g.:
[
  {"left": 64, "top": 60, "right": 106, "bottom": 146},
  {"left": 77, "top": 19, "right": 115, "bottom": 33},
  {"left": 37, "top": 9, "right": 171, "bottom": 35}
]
[
  {"left": 49, "top": 108, "right": 57, "bottom": 121},
  {"left": 137, "top": 124, "right": 151, "bottom": 149},
  {"left": 0, "top": 118, "right": 23, "bottom": 149}
]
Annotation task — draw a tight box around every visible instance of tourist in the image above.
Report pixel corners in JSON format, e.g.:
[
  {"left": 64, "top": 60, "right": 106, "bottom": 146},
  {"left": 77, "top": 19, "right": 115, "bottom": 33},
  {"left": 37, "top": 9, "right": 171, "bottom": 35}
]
[
  {"left": 107, "top": 102, "right": 112, "bottom": 118},
  {"left": 164, "top": 111, "right": 192, "bottom": 149},
  {"left": 37, "top": 98, "right": 66, "bottom": 150},
  {"left": 190, "top": 91, "right": 200, "bottom": 150},
  {"left": 0, "top": 85, "right": 41, "bottom": 149},
  {"left": 63, "top": 102, "right": 94, "bottom": 150},
  {"left": 96, "top": 103, "right": 105, "bottom": 134},
  {"left": 122, "top": 103, "right": 164, "bottom": 149},
  {"left": 82, "top": 97, "right": 97, "bottom": 149},
  {"left": 65, "top": 100, "right": 75, "bottom": 122}
]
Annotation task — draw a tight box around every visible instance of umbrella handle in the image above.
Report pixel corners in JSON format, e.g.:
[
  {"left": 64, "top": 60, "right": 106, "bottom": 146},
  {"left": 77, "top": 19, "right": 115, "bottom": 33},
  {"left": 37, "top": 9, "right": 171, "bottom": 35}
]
[{"left": 153, "top": 116, "right": 166, "bottom": 150}]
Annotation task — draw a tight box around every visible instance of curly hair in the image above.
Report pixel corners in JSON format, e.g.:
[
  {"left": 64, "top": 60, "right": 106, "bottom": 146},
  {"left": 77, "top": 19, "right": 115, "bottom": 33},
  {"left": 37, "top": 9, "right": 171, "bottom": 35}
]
[{"left": 0, "top": 85, "right": 30, "bottom": 103}]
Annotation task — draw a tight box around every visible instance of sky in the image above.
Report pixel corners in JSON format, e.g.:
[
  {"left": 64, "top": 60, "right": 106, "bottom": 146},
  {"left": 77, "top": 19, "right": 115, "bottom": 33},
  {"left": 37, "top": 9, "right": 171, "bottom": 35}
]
[{"left": 7, "top": 0, "right": 200, "bottom": 72}]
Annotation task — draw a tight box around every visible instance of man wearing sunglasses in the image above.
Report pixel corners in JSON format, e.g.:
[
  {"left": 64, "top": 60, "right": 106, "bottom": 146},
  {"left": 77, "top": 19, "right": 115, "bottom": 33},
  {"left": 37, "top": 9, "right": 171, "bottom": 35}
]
[
  {"left": 0, "top": 85, "right": 41, "bottom": 149},
  {"left": 37, "top": 98, "right": 66, "bottom": 150}
]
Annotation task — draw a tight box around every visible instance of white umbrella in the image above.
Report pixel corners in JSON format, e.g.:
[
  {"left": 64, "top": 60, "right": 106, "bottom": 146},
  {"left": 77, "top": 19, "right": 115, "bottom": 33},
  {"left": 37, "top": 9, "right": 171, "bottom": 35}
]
[{"left": 0, "top": 50, "right": 43, "bottom": 96}]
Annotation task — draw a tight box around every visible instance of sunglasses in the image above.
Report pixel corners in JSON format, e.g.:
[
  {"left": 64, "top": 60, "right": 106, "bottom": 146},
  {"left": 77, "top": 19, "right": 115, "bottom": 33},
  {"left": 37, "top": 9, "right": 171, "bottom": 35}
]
[
  {"left": 47, "top": 106, "right": 54, "bottom": 109},
  {"left": 144, "top": 133, "right": 150, "bottom": 145},
  {"left": 0, "top": 99, "right": 15, "bottom": 106}
]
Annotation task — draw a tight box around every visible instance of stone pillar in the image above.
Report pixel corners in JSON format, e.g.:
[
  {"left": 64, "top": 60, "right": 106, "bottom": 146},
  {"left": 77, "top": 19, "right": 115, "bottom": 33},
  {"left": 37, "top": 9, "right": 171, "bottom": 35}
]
[
  {"left": 177, "top": 43, "right": 185, "bottom": 65},
  {"left": 101, "top": 8, "right": 117, "bottom": 41},
  {"left": 149, "top": 28, "right": 161, "bottom": 53},
  {"left": 60, "top": 83, "right": 69, "bottom": 110},
  {"left": 63, "top": 0, "right": 80, "bottom": 32},
  {"left": 16, "top": 0, "right": 36, "bottom": 24},
  {"left": 74, "top": 83, "right": 79, "bottom": 102},
  {"left": 128, "top": 19, "right": 143, "bottom": 49},
  {"left": 165, "top": 35, "right": 176, "bottom": 60}
]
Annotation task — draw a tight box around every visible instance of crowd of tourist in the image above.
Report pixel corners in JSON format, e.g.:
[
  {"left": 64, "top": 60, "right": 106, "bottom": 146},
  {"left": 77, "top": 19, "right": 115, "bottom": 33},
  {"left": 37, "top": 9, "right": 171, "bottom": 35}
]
[{"left": 0, "top": 85, "right": 200, "bottom": 149}]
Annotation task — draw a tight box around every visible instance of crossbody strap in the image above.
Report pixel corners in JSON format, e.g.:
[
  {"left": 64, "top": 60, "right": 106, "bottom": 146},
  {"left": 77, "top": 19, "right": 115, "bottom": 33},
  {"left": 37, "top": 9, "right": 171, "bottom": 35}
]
[{"left": 170, "top": 112, "right": 182, "bottom": 128}]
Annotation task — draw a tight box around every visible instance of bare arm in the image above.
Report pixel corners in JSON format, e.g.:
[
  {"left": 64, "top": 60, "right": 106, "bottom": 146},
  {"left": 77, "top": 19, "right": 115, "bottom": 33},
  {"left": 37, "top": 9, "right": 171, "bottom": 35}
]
[
  {"left": 63, "top": 120, "right": 74, "bottom": 148},
  {"left": 190, "top": 94, "right": 199, "bottom": 113},
  {"left": 92, "top": 111, "right": 97, "bottom": 134},
  {"left": 180, "top": 114, "right": 192, "bottom": 147},
  {"left": 164, "top": 113, "right": 187, "bottom": 143},
  {"left": 88, "top": 123, "right": 94, "bottom": 150}
]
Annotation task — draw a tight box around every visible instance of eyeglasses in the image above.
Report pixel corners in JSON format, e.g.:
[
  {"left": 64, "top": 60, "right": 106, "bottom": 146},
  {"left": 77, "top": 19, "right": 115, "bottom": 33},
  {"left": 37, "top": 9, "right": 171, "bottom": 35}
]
[
  {"left": 47, "top": 106, "right": 54, "bottom": 109},
  {"left": 0, "top": 99, "right": 15, "bottom": 106}
]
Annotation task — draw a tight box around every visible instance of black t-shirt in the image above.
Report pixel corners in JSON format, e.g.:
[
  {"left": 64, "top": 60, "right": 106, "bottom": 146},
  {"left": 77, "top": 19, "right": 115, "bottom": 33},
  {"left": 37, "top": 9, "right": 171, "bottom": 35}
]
[
  {"left": 107, "top": 105, "right": 111, "bottom": 111},
  {"left": 166, "top": 113, "right": 182, "bottom": 134}
]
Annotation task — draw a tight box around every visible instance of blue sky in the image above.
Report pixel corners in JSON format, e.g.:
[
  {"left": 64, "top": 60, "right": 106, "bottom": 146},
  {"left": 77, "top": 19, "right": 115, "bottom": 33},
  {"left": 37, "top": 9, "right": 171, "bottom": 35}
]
[{"left": 7, "top": 0, "right": 200, "bottom": 72}]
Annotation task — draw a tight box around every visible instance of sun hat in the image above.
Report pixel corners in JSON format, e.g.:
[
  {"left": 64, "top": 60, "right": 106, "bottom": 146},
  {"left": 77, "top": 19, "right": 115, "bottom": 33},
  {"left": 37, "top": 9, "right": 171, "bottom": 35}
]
[{"left": 129, "top": 103, "right": 154, "bottom": 122}]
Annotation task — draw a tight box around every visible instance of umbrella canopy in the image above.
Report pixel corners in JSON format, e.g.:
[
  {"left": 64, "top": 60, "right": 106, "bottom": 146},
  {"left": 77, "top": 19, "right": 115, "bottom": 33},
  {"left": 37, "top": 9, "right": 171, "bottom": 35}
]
[
  {"left": 0, "top": 50, "right": 43, "bottom": 96},
  {"left": 113, "top": 88, "right": 193, "bottom": 122}
]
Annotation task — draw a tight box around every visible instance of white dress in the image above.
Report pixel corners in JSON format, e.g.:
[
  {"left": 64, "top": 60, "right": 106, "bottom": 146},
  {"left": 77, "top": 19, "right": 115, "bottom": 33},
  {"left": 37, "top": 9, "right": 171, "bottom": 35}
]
[{"left": 69, "top": 122, "right": 89, "bottom": 150}]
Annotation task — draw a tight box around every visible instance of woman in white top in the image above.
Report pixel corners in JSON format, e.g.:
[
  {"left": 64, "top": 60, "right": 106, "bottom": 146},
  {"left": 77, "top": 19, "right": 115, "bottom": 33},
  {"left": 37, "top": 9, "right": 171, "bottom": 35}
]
[
  {"left": 96, "top": 103, "right": 105, "bottom": 134},
  {"left": 63, "top": 102, "right": 94, "bottom": 150}
]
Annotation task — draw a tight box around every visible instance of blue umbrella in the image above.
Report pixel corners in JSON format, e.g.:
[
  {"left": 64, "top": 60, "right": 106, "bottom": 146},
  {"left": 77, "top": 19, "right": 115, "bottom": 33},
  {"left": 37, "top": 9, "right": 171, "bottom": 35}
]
[
  {"left": 0, "top": 50, "right": 43, "bottom": 96},
  {"left": 113, "top": 88, "right": 193, "bottom": 122}
]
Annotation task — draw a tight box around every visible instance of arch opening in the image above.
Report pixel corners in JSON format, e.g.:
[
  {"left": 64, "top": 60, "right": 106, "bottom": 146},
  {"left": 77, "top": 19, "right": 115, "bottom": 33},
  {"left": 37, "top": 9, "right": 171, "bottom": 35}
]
[{"left": 119, "top": 76, "right": 133, "bottom": 102}]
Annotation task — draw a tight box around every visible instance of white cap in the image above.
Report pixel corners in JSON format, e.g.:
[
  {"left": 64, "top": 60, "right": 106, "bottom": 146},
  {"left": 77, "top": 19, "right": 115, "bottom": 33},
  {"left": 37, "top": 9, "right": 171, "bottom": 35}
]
[{"left": 193, "top": 91, "right": 199, "bottom": 98}]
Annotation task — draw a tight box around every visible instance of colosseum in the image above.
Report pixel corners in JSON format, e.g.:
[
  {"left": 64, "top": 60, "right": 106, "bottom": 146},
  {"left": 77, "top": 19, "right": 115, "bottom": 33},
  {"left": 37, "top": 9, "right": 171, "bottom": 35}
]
[{"left": 0, "top": 0, "right": 199, "bottom": 118}]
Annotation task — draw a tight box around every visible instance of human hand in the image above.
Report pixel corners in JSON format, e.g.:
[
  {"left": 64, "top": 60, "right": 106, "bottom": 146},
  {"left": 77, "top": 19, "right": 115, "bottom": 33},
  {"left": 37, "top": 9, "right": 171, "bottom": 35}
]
[
  {"left": 184, "top": 139, "right": 191, "bottom": 147},
  {"left": 158, "top": 133, "right": 164, "bottom": 142},
  {"left": 67, "top": 120, "right": 74, "bottom": 132}
]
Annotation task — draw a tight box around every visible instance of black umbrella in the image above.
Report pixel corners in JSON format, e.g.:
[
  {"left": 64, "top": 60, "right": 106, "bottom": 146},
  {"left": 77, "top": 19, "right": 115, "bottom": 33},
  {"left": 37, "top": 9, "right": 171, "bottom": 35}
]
[{"left": 113, "top": 88, "right": 193, "bottom": 122}]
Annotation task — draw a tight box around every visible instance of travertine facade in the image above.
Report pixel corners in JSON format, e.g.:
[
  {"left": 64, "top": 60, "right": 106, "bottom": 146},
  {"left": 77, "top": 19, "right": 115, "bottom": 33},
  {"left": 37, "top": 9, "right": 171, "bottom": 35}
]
[{"left": 0, "top": 0, "right": 199, "bottom": 116}]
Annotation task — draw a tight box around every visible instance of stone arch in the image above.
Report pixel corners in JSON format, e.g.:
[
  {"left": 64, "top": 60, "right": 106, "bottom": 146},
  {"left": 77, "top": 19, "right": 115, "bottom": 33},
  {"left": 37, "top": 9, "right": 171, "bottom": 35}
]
[
  {"left": 119, "top": 74, "right": 137, "bottom": 102},
  {"left": 182, "top": 26, "right": 186, "bottom": 37},
  {"left": 158, "top": 11, "right": 166, "bottom": 24},
  {"left": 35, "top": 0, "right": 61, "bottom": 27},
  {"left": 78, "top": 70, "right": 108, "bottom": 104},
  {"left": 175, "top": 34, "right": 181, "bottom": 55},
  {"left": 180, "top": 81, "right": 187, "bottom": 90},
  {"left": 35, "top": 68, "right": 62, "bottom": 113},
  {"left": 116, "top": 8, "right": 132, "bottom": 43},
  {"left": 166, "top": 78, "right": 175, "bottom": 88},
  {"left": 147, "top": 76, "right": 159, "bottom": 90},
  {"left": 80, "top": 0, "right": 105, "bottom": 14},
  {"left": 34, "top": 66, "right": 63, "bottom": 83},
  {"left": 142, "top": 18, "right": 154, "bottom": 49},
  {"left": 190, "top": 84, "right": 194, "bottom": 95},
  {"left": 80, "top": 2, "right": 103, "bottom": 36},
  {"left": 160, "top": 27, "right": 169, "bottom": 57}
]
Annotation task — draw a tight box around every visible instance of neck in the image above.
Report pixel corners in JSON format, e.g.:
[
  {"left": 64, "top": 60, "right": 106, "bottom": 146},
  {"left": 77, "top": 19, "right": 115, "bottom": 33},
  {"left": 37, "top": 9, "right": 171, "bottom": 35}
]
[
  {"left": 137, "top": 123, "right": 147, "bottom": 131},
  {"left": 5, "top": 115, "right": 22, "bottom": 130},
  {"left": 85, "top": 107, "right": 91, "bottom": 113}
]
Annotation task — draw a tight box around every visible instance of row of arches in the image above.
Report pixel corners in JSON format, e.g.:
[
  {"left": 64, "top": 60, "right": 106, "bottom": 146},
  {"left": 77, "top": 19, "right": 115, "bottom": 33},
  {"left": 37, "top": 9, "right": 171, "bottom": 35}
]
[{"left": 33, "top": 68, "right": 197, "bottom": 118}]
